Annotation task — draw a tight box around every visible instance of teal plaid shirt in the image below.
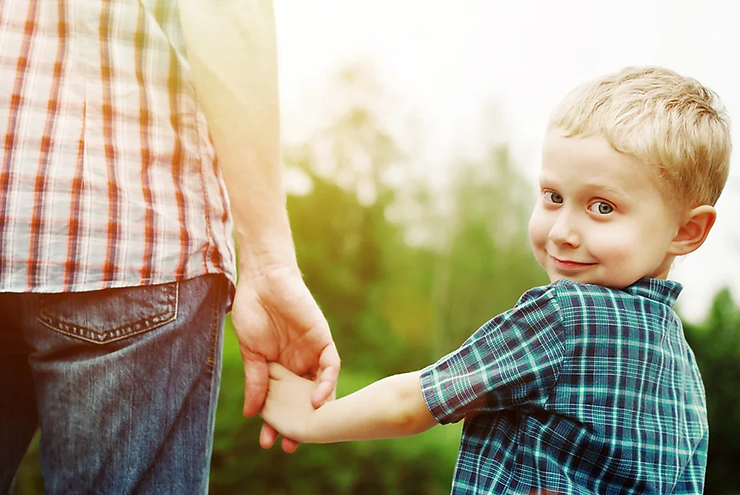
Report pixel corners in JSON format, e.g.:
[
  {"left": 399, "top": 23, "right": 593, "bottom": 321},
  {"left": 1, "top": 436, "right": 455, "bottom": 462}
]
[{"left": 421, "top": 278, "right": 707, "bottom": 494}]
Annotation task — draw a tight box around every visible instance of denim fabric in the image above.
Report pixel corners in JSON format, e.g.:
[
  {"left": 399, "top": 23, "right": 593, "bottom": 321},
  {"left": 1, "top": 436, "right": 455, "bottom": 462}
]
[{"left": 0, "top": 274, "right": 229, "bottom": 495}]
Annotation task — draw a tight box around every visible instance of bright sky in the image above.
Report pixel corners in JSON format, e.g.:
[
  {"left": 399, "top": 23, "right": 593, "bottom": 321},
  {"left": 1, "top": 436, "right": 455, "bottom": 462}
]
[{"left": 274, "top": 0, "right": 740, "bottom": 322}]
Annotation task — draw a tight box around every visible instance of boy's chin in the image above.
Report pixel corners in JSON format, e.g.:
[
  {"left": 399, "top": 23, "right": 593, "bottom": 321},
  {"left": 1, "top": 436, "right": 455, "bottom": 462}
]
[
  {"left": 547, "top": 273, "right": 599, "bottom": 286},
  {"left": 549, "top": 272, "right": 637, "bottom": 290}
]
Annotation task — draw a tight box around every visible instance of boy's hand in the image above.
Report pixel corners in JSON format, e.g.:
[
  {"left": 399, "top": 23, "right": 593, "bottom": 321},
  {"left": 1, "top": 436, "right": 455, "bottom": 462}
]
[{"left": 260, "top": 363, "right": 321, "bottom": 445}]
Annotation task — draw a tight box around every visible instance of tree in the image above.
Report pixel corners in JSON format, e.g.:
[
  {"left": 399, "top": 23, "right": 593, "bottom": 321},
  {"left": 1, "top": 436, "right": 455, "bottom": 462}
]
[{"left": 684, "top": 289, "right": 740, "bottom": 495}]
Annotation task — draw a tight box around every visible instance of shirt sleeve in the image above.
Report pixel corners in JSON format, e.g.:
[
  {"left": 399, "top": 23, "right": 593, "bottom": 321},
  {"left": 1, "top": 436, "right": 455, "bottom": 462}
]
[{"left": 420, "top": 285, "right": 565, "bottom": 425}]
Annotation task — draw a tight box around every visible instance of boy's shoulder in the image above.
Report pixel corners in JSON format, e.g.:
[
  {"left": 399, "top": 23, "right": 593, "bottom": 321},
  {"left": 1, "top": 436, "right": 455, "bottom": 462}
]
[
  {"left": 517, "top": 278, "right": 683, "bottom": 316},
  {"left": 516, "top": 279, "right": 617, "bottom": 307},
  {"left": 507, "top": 278, "right": 684, "bottom": 354}
]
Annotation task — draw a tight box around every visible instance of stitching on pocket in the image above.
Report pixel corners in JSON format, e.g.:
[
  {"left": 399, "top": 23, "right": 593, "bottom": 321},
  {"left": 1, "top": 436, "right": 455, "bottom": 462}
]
[{"left": 38, "top": 283, "right": 179, "bottom": 345}]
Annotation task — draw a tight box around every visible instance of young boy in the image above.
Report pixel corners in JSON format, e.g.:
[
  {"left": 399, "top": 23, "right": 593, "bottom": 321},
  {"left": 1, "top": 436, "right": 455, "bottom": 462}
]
[{"left": 260, "top": 66, "right": 732, "bottom": 494}]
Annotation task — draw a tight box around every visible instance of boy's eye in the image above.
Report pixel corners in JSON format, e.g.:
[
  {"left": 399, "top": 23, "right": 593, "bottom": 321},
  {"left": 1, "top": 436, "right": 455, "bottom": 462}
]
[
  {"left": 544, "top": 191, "right": 563, "bottom": 204},
  {"left": 589, "top": 201, "right": 614, "bottom": 215}
]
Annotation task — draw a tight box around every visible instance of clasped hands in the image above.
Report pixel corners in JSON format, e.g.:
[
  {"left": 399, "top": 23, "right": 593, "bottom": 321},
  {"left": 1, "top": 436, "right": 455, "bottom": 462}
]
[{"left": 231, "top": 263, "right": 340, "bottom": 452}]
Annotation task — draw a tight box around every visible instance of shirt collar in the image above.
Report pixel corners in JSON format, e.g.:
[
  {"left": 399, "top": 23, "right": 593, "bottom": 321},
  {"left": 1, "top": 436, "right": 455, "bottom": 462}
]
[{"left": 623, "top": 278, "right": 683, "bottom": 308}]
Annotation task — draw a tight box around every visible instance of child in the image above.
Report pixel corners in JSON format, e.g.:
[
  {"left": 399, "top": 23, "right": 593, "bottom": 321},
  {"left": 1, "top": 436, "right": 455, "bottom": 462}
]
[{"left": 260, "top": 66, "right": 731, "bottom": 494}]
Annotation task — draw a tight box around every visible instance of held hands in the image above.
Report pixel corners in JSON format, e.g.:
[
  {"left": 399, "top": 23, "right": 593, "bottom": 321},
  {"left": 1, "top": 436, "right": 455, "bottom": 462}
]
[
  {"left": 260, "top": 363, "right": 321, "bottom": 443},
  {"left": 231, "top": 262, "right": 340, "bottom": 452}
]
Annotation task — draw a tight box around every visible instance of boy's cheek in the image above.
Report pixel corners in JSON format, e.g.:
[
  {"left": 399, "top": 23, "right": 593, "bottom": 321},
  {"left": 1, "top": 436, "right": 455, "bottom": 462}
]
[{"left": 527, "top": 214, "right": 549, "bottom": 251}]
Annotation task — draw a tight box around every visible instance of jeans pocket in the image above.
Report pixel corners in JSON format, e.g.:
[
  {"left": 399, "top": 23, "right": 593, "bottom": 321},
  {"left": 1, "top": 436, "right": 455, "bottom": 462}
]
[{"left": 37, "top": 282, "right": 179, "bottom": 345}]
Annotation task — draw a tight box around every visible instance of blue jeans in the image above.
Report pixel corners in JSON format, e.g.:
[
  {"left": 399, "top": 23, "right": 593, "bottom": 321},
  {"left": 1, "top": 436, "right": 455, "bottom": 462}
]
[{"left": 0, "top": 274, "right": 229, "bottom": 495}]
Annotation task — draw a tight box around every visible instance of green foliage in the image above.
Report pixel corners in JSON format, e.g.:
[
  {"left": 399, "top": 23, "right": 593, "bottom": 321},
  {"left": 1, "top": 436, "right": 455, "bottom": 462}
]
[
  {"left": 9, "top": 434, "right": 41, "bottom": 495},
  {"left": 431, "top": 147, "right": 548, "bottom": 352},
  {"left": 286, "top": 163, "right": 408, "bottom": 373},
  {"left": 684, "top": 289, "right": 740, "bottom": 495}
]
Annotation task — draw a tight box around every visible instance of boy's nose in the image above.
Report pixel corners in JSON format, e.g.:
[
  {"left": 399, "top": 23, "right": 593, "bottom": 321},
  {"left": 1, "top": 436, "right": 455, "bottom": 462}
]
[{"left": 548, "top": 213, "right": 580, "bottom": 248}]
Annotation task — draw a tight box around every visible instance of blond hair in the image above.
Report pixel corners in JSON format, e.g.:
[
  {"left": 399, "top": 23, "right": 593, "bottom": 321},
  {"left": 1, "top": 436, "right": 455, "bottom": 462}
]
[{"left": 549, "top": 66, "right": 731, "bottom": 207}]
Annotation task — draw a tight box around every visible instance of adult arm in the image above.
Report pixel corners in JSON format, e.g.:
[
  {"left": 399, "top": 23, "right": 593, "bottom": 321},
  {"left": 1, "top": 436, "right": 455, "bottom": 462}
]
[
  {"left": 179, "top": 0, "right": 340, "bottom": 450},
  {"left": 261, "top": 364, "right": 438, "bottom": 444}
]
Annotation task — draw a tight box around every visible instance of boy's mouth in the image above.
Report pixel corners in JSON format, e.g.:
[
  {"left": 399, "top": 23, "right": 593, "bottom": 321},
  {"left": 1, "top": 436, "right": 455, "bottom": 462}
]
[{"left": 550, "top": 256, "right": 596, "bottom": 271}]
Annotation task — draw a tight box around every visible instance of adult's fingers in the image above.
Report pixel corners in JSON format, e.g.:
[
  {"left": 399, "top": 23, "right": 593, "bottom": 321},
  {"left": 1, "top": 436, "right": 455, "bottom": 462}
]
[
  {"left": 242, "top": 353, "right": 269, "bottom": 417},
  {"left": 311, "top": 345, "right": 340, "bottom": 408},
  {"left": 311, "top": 379, "right": 336, "bottom": 408}
]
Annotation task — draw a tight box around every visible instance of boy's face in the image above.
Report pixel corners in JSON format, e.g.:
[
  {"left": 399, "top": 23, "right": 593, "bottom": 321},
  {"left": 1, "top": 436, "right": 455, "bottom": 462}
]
[{"left": 528, "top": 130, "right": 681, "bottom": 289}]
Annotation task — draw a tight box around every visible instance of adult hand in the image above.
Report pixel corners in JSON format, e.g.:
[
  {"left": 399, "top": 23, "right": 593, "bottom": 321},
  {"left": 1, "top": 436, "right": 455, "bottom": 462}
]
[{"left": 231, "top": 262, "right": 339, "bottom": 452}]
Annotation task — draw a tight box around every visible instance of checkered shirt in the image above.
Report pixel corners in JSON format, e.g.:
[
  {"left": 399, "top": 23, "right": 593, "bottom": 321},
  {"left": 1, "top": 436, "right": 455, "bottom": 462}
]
[
  {"left": 0, "top": 0, "right": 236, "bottom": 293},
  {"left": 421, "top": 278, "right": 708, "bottom": 494}
]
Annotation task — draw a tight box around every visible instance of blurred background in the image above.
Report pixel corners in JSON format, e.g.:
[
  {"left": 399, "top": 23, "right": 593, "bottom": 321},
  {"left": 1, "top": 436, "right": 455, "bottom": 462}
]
[{"left": 14, "top": 0, "right": 740, "bottom": 493}]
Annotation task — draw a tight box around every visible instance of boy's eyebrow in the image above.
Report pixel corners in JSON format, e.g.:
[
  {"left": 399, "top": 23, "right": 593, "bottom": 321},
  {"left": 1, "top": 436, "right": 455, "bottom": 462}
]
[
  {"left": 583, "top": 181, "right": 629, "bottom": 198},
  {"left": 538, "top": 176, "right": 628, "bottom": 198}
]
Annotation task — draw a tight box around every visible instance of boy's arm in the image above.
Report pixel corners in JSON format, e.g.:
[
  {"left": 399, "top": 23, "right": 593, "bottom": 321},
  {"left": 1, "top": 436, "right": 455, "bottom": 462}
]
[{"left": 260, "top": 364, "right": 439, "bottom": 445}]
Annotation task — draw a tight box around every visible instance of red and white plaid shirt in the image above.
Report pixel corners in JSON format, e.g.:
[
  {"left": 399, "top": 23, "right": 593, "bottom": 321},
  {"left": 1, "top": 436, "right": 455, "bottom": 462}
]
[{"left": 0, "top": 0, "right": 236, "bottom": 293}]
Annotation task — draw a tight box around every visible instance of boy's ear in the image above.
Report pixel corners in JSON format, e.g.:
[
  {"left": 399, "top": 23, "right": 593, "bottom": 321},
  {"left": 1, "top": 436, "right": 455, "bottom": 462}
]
[{"left": 668, "top": 205, "right": 716, "bottom": 256}]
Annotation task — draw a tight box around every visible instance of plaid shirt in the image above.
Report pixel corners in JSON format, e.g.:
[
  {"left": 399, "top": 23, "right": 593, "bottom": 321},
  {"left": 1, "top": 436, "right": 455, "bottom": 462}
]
[
  {"left": 0, "top": 0, "right": 236, "bottom": 293},
  {"left": 421, "top": 278, "right": 708, "bottom": 494}
]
